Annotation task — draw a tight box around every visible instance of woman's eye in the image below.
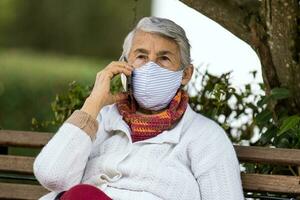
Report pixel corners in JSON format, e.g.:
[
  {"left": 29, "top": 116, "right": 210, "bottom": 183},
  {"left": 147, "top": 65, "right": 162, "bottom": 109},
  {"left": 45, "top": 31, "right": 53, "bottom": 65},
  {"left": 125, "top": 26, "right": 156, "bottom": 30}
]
[
  {"left": 137, "top": 55, "right": 146, "bottom": 59},
  {"left": 160, "top": 56, "right": 170, "bottom": 61}
]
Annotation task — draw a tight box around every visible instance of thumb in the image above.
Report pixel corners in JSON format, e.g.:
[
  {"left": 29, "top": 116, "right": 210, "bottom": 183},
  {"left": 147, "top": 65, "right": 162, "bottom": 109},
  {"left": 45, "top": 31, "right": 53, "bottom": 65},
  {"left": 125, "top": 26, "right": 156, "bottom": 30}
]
[{"left": 112, "top": 92, "right": 129, "bottom": 103}]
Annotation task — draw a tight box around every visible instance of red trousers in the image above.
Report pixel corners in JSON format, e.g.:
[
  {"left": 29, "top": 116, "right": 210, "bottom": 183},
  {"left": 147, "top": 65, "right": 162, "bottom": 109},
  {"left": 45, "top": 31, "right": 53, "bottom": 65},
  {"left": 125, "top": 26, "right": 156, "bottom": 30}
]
[{"left": 58, "top": 184, "right": 112, "bottom": 200}]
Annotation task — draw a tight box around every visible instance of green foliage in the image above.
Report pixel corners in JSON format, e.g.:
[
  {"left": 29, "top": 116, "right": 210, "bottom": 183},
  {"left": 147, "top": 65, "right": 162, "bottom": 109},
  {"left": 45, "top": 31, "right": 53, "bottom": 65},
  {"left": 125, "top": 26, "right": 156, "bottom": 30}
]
[
  {"left": 278, "top": 115, "right": 300, "bottom": 136},
  {"left": 32, "top": 81, "right": 92, "bottom": 130},
  {"left": 31, "top": 74, "right": 122, "bottom": 131},
  {"left": 188, "top": 68, "right": 262, "bottom": 143},
  {"left": 188, "top": 67, "right": 300, "bottom": 151},
  {"left": 254, "top": 87, "right": 300, "bottom": 149}
]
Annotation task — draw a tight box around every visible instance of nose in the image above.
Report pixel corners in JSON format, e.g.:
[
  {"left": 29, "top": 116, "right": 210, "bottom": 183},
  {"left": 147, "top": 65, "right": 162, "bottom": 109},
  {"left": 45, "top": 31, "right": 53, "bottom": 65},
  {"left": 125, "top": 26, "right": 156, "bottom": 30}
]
[{"left": 148, "top": 54, "right": 156, "bottom": 63}]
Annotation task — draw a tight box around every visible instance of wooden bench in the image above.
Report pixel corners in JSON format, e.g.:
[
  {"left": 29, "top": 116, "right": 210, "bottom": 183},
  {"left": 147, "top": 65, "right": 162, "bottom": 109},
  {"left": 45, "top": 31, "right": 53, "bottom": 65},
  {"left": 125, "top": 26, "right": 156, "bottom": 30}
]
[{"left": 0, "top": 130, "right": 300, "bottom": 199}]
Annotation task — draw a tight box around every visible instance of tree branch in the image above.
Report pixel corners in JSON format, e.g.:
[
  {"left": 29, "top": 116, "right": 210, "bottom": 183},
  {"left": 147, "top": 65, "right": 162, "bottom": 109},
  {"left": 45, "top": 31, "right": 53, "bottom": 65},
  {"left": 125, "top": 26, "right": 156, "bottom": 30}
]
[{"left": 180, "top": 0, "right": 260, "bottom": 44}]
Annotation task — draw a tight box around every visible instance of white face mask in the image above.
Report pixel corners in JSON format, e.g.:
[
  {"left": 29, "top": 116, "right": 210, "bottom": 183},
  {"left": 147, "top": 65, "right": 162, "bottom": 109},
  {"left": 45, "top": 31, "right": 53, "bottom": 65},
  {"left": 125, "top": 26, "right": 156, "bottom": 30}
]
[{"left": 131, "top": 61, "right": 183, "bottom": 111}]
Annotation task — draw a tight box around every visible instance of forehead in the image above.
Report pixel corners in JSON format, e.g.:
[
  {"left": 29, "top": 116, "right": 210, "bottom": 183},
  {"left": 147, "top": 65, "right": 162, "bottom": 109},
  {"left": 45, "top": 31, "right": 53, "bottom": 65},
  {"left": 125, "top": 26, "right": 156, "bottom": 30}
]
[{"left": 130, "top": 31, "right": 179, "bottom": 54}]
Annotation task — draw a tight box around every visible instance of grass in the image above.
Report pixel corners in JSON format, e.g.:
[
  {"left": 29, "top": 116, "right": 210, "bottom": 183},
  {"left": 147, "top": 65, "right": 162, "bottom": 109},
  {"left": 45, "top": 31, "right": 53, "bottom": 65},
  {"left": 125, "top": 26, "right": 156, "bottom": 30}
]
[
  {"left": 0, "top": 48, "right": 109, "bottom": 131},
  {"left": 0, "top": 48, "right": 108, "bottom": 86}
]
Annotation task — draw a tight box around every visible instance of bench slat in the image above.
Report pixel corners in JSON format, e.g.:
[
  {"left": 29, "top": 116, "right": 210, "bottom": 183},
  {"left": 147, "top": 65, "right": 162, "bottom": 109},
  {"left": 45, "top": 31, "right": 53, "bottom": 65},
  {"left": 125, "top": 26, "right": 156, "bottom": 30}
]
[
  {"left": 2, "top": 155, "right": 300, "bottom": 194},
  {"left": 1, "top": 129, "right": 300, "bottom": 166},
  {"left": 234, "top": 145, "right": 300, "bottom": 166},
  {"left": 242, "top": 173, "right": 300, "bottom": 194},
  {"left": 0, "top": 155, "right": 34, "bottom": 174},
  {"left": 1, "top": 174, "right": 299, "bottom": 197},
  {"left": 0, "top": 130, "right": 52, "bottom": 148},
  {"left": 0, "top": 182, "right": 49, "bottom": 200}
]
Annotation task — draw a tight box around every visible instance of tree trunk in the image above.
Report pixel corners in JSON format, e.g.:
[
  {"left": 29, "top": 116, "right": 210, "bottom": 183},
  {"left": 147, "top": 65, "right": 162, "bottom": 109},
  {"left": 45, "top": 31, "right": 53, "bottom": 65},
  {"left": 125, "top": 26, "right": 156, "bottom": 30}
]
[{"left": 180, "top": 0, "right": 300, "bottom": 114}]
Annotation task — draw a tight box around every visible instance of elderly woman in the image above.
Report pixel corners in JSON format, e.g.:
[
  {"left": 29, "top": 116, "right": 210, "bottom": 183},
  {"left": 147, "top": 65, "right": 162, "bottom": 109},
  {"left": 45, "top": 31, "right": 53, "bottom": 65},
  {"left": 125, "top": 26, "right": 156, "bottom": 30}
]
[{"left": 34, "top": 17, "right": 244, "bottom": 200}]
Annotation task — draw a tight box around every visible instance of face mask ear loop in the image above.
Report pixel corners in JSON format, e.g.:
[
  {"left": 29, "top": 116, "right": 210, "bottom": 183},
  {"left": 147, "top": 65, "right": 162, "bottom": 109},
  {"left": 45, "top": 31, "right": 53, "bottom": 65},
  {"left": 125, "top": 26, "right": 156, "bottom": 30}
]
[
  {"left": 180, "top": 66, "right": 189, "bottom": 92},
  {"left": 179, "top": 65, "right": 185, "bottom": 90}
]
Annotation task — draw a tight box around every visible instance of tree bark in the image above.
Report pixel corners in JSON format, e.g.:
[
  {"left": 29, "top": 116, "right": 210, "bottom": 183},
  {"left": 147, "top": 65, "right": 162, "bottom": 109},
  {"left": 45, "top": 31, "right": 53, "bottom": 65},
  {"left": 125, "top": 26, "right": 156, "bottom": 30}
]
[{"left": 180, "top": 0, "right": 300, "bottom": 114}]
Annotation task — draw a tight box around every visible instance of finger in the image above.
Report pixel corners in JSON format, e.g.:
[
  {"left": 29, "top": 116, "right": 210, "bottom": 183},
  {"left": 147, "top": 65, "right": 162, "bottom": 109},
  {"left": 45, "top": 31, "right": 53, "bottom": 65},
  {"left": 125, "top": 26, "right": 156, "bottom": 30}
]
[
  {"left": 122, "top": 62, "right": 135, "bottom": 70},
  {"left": 113, "top": 64, "right": 134, "bottom": 74},
  {"left": 110, "top": 61, "right": 134, "bottom": 71},
  {"left": 107, "top": 65, "right": 132, "bottom": 77}
]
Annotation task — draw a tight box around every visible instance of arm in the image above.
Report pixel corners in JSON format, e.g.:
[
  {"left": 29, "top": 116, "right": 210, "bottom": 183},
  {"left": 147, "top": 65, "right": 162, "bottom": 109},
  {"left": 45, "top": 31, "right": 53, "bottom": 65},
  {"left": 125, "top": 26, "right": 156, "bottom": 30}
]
[
  {"left": 33, "top": 61, "right": 133, "bottom": 192},
  {"left": 189, "top": 124, "right": 244, "bottom": 200},
  {"left": 33, "top": 110, "right": 97, "bottom": 192}
]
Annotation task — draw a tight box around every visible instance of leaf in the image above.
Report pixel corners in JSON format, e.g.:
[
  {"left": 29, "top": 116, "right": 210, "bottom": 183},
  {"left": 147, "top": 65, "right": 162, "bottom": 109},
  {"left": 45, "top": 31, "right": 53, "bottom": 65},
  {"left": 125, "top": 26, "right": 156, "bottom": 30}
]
[
  {"left": 277, "top": 138, "right": 290, "bottom": 148},
  {"left": 270, "top": 88, "right": 291, "bottom": 100},
  {"left": 278, "top": 115, "right": 300, "bottom": 136},
  {"left": 260, "top": 128, "right": 276, "bottom": 145},
  {"left": 243, "top": 163, "right": 256, "bottom": 173},
  {"left": 257, "top": 95, "right": 270, "bottom": 107},
  {"left": 255, "top": 109, "right": 272, "bottom": 125}
]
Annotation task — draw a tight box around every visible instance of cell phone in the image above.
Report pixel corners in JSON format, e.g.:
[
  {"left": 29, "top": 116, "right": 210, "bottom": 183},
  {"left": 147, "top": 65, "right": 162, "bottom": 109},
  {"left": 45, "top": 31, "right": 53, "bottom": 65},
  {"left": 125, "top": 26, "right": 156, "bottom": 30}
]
[
  {"left": 120, "top": 57, "right": 134, "bottom": 108},
  {"left": 120, "top": 57, "right": 132, "bottom": 93}
]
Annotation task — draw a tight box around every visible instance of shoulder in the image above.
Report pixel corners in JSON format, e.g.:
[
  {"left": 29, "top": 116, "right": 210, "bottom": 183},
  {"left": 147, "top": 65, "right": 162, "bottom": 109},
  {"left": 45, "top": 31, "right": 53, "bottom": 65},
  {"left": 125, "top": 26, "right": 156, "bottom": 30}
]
[
  {"left": 184, "top": 106, "right": 233, "bottom": 153},
  {"left": 187, "top": 107, "right": 228, "bottom": 141},
  {"left": 185, "top": 107, "right": 238, "bottom": 175}
]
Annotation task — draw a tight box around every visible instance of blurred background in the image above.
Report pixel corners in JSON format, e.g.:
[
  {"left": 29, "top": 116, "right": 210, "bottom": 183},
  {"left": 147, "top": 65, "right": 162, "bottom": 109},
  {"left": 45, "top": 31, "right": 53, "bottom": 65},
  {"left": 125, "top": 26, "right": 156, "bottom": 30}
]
[
  {"left": 3, "top": 2, "right": 300, "bottom": 199},
  {"left": 0, "top": 0, "right": 261, "bottom": 134},
  {"left": 0, "top": 0, "right": 151, "bottom": 131}
]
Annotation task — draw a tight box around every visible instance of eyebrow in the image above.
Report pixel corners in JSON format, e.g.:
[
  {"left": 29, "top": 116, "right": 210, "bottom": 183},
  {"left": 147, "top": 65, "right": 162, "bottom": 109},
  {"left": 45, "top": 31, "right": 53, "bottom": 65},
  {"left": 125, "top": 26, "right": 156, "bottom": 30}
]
[
  {"left": 133, "top": 48, "right": 149, "bottom": 54},
  {"left": 157, "top": 50, "right": 174, "bottom": 56},
  {"left": 133, "top": 48, "right": 175, "bottom": 56}
]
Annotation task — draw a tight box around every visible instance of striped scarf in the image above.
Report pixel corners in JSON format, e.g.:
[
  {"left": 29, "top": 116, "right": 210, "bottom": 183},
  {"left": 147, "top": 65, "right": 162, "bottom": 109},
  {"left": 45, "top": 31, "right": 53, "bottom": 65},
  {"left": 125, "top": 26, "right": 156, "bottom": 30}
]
[{"left": 116, "top": 89, "right": 189, "bottom": 143}]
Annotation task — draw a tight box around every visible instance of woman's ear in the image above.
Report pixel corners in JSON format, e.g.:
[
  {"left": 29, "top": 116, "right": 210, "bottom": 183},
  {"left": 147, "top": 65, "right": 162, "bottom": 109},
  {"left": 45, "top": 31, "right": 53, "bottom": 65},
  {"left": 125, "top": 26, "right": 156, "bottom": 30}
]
[{"left": 181, "top": 64, "right": 194, "bottom": 86}]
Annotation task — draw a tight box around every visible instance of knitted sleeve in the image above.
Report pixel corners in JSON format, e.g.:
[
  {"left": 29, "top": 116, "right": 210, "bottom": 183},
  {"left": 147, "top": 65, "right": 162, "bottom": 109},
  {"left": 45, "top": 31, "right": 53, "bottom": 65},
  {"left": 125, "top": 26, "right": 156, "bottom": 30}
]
[
  {"left": 66, "top": 110, "right": 99, "bottom": 141},
  {"left": 188, "top": 122, "right": 244, "bottom": 200},
  {"left": 33, "top": 110, "right": 98, "bottom": 192}
]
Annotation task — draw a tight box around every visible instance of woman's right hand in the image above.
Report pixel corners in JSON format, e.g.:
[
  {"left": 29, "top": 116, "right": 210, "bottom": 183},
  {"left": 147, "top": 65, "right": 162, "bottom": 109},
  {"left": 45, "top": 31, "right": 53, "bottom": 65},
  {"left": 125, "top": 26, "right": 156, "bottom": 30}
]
[{"left": 81, "top": 61, "right": 133, "bottom": 119}]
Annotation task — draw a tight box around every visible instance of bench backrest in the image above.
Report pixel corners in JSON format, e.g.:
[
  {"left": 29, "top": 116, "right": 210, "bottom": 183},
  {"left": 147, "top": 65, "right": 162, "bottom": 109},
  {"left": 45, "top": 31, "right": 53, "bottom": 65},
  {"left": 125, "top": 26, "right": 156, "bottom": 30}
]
[{"left": 0, "top": 130, "right": 300, "bottom": 199}]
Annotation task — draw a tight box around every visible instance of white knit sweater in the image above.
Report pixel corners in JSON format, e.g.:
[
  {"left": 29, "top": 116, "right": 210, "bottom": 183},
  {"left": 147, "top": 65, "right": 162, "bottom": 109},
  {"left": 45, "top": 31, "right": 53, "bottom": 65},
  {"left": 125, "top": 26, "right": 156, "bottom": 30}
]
[{"left": 33, "top": 104, "right": 244, "bottom": 200}]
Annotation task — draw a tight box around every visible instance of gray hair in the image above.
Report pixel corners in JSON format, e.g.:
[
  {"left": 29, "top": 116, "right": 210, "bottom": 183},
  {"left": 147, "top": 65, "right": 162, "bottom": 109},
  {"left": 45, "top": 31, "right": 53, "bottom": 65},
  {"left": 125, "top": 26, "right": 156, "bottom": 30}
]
[{"left": 120, "top": 17, "right": 191, "bottom": 69}]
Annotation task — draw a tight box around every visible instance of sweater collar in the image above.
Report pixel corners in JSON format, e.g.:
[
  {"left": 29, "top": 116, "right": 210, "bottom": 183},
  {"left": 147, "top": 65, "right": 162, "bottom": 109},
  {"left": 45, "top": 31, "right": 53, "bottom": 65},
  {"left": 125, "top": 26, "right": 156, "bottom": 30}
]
[{"left": 101, "top": 103, "right": 195, "bottom": 144}]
